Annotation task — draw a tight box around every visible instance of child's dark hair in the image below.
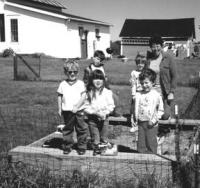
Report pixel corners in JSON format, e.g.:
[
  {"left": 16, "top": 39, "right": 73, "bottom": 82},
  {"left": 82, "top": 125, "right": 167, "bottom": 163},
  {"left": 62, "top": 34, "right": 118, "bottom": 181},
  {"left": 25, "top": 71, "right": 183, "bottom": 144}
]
[
  {"left": 149, "top": 35, "right": 164, "bottom": 47},
  {"left": 94, "top": 50, "right": 105, "bottom": 62},
  {"left": 139, "top": 68, "right": 157, "bottom": 83},
  {"left": 86, "top": 69, "right": 105, "bottom": 103}
]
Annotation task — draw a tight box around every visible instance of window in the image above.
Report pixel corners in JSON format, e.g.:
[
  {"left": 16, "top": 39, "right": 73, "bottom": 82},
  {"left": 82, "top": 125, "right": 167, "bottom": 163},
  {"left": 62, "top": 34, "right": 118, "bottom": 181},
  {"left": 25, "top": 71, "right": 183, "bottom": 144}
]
[
  {"left": 0, "top": 14, "right": 5, "bottom": 42},
  {"left": 11, "top": 19, "right": 18, "bottom": 42}
]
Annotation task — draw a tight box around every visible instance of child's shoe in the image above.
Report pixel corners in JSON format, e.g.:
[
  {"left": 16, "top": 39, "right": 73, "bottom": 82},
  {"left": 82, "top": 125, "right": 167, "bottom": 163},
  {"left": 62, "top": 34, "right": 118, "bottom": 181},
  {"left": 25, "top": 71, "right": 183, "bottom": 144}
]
[
  {"left": 63, "top": 146, "right": 72, "bottom": 155},
  {"left": 130, "top": 126, "right": 138, "bottom": 133},
  {"left": 93, "top": 145, "right": 101, "bottom": 156}
]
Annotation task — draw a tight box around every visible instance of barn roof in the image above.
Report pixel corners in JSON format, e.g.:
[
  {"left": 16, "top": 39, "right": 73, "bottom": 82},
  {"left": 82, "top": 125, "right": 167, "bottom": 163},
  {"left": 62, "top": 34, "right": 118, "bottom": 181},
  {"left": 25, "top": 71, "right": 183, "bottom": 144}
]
[{"left": 119, "top": 18, "right": 195, "bottom": 38}]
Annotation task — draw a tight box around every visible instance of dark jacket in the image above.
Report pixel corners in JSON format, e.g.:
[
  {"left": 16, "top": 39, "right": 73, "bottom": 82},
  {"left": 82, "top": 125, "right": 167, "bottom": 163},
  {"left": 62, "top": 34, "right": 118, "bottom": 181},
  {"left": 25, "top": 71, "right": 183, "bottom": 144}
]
[{"left": 147, "top": 51, "right": 177, "bottom": 97}]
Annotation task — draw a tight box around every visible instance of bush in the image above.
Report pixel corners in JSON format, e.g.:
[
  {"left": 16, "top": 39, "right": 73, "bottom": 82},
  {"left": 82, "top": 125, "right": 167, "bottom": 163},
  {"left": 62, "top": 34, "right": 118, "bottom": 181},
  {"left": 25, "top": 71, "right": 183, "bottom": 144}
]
[{"left": 2, "top": 48, "right": 14, "bottom": 57}]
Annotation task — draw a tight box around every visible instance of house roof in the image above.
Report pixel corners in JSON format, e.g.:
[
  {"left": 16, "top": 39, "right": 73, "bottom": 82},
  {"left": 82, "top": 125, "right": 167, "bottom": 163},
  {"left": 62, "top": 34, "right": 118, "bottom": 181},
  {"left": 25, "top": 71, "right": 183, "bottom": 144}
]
[
  {"left": 119, "top": 18, "right": 195, "bottom": 38},
  {"left": 26, "top": 0, "right": 66, "bottom": 9},
  {"left": 6, "top": 0, "right": 111, "bottom": 26}
]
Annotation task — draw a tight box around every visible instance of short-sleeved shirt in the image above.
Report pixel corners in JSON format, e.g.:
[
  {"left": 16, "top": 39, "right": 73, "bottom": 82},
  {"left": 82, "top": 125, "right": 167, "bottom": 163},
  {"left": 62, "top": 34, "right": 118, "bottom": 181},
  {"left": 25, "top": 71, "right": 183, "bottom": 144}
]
[{"left": 57, "top": 80, "right": 85, "bottom": 111}]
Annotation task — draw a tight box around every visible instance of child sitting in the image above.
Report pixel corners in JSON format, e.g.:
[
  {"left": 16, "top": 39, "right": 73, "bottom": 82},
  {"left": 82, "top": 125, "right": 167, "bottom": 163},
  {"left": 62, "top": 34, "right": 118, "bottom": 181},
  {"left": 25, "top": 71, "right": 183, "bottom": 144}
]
[
  {"left": 73, "top": 69, "right": 115, "bottom": 156},
  {"left": 133, "top": 68, "right": 164, "bottom": 154},
  {"left": 57, "top": 60, "right": 88, "bottom": 155},
  {"left": 129, "top": 52, "right": 147, "bottom": 133}
]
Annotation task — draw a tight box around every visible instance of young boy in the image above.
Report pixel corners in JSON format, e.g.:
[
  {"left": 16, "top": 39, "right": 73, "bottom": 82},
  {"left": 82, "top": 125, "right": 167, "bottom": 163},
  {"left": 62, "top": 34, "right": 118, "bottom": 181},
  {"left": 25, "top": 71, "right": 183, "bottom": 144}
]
[
  {"left": 83, "top": 50, "right": 106, "bottom": 86},
  {"left": 129, "top": 52, "right": 147, "bottom": 133},
  {"left": 133, "top": 68, "right": 164, "bottom": 154},
  {"left": 57, "top": 60, "right": 88, "bottom": 155}
]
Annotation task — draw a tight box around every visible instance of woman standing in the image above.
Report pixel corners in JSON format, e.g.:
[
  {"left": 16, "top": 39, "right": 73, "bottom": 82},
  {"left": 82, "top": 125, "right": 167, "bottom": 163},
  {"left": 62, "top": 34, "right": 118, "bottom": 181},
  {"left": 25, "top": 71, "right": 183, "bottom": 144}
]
[{"left": 147, "top": 35, "right": 177, "bottom": 119}]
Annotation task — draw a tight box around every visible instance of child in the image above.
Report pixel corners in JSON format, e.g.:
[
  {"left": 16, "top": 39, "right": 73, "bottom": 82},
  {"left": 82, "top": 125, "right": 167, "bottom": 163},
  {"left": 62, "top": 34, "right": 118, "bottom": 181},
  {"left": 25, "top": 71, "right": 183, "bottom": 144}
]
[
  {"left": 129, "top": 52, "right": 147, "bottom": 133},
  {"left": 73, "top": 69, "right": 115, "bottom": 156},
  {"left": 133, "top": 68, "right": 164, "bottom": 154},
  {"left": 83, "top": 50, "right": 106, "bottom": 86},
  {"left": 57, "top": 60, "right": 88, "bottom": 155},
  {"left": 83, "top": 50, "right": 120, "bottom": 117}
]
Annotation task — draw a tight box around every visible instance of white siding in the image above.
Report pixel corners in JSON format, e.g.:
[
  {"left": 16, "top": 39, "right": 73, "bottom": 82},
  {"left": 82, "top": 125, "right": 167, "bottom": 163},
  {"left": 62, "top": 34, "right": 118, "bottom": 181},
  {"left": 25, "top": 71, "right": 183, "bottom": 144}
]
[{"left": 0, "top": 1, "right": 111, "bottom": 58}]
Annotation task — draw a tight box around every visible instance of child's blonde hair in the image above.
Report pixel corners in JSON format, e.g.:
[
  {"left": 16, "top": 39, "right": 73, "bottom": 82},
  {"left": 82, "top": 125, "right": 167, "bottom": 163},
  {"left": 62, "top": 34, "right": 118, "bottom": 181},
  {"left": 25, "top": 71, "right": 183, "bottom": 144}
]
[
  {"left": 135, "top": 52, "right": 147, "bottom": 62},
  {"left": 63, "top": 59, "right": 79, "bottom": 72}
]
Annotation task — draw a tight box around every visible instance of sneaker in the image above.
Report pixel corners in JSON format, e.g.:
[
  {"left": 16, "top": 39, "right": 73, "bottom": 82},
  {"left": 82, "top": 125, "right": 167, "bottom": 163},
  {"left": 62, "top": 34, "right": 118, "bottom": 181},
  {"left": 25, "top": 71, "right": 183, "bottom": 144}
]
[
  {"left": 157, "top": 136, "right": 165, "bottom": 145},
  {"left": 63, "top": 148, "right": 72, "bottom": 155},
  {"left": 130, "top": 126, "right": 138, "bottom": 133},
  {"left": 93, "top": 145, "right": 101, "bottom": 156},
  {"left": 77, "top": 149, "right": 86, "bottom": 155}
]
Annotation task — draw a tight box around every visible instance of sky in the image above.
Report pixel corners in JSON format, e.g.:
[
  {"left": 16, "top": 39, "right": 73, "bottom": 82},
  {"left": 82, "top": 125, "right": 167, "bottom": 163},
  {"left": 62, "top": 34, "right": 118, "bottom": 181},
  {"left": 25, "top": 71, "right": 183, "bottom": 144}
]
[{"left": 58, "top": 0, "right": 200, "bottom": 41}]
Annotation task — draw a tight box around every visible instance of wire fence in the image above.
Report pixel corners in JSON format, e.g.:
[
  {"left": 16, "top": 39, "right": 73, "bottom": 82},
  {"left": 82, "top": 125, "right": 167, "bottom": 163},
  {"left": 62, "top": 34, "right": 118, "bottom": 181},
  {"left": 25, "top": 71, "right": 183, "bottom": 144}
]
[{"left": 0, "top": 106, "right": 199, "bottom": 187}]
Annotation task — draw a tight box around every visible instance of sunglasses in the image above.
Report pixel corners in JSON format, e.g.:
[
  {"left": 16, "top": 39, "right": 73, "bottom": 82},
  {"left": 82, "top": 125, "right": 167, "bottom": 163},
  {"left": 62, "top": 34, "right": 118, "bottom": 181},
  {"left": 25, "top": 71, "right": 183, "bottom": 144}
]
[{"left": 68, "top": 71, "right": 78, "bottom": 75}]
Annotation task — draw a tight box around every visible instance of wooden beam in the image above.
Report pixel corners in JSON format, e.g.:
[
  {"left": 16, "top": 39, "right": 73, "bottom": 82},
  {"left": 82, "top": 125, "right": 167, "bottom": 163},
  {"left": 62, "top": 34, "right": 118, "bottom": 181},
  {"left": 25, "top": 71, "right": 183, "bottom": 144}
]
[{"left": 108, "top": 116, "right": 200, "bottom": 129}]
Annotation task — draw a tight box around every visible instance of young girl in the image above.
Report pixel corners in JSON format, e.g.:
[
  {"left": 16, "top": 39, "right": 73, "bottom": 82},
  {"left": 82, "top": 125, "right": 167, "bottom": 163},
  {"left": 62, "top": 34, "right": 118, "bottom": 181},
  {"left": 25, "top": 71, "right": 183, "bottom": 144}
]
[
  {"left": 129, "top": 52, "right": 148, "bottom": 133},
  {"left": 133, "top": 68, "right": 164, "bottom": 154},
  {"left": 73, "top": 69, "right": 115, "bottom": 156}
]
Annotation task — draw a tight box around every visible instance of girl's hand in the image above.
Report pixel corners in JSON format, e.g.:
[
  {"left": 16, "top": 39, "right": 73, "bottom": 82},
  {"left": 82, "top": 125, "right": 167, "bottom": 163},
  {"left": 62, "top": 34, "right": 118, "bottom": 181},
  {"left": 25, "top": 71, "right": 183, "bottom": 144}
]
[
  {"left": 58, "top": 109, "right": 62, "bottom": 117},
  {"left": 96, "top": 112, "right": 106, "bottom": 120},
  {"left": 167, "top": 93, "right": 174, "bottom": 101}
]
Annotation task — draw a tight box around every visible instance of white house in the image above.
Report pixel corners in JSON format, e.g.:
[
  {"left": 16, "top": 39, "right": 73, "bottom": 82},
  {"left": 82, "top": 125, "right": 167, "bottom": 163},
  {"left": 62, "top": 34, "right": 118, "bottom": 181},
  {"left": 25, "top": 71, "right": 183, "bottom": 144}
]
[{"left": 0, "top": 0, "right": 112, "bottom": 58}]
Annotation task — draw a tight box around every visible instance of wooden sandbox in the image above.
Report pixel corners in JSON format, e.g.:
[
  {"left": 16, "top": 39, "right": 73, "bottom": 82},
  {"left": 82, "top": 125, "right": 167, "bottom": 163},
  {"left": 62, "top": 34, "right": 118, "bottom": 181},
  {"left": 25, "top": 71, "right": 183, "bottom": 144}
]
[{"left": 9, "top": 116, "right": 188, "bottom": 181}]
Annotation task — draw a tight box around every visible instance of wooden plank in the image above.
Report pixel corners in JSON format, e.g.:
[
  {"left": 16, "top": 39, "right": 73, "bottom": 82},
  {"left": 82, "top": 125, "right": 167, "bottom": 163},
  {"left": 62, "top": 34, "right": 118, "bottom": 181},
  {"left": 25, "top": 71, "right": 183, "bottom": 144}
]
[
  {"left": 9, "top": 145, "right": 174, "bottom": 180},
  {"left": 108, "top": 116, "right": 200, "bottom": 129}
]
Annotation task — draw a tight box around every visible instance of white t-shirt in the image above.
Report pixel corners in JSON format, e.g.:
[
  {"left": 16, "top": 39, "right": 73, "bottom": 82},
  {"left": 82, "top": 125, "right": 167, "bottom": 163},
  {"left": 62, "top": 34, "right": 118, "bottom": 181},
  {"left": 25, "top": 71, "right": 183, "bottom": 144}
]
[{"left": 57, "top": 80, "right": 85, "bottom": 111}]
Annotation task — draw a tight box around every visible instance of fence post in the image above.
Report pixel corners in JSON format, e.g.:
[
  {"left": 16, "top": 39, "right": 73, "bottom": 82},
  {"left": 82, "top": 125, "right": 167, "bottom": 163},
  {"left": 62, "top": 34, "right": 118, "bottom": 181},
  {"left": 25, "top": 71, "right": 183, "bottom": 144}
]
[
  {"left": 13, "top": 54, "right": 18, "bottom": 80},
  {"left": 174, "top": 105, "right": 181, "bottom": 186},
  {"left": 194, "top": 127, "right": 200, "bottom": 188}
]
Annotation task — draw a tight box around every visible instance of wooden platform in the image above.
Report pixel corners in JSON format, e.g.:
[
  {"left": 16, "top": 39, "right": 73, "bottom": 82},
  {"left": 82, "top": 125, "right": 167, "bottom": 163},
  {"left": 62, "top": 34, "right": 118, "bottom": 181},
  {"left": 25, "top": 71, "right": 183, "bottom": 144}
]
[{"left": 9, "top": 131, "right": 176, "bottom": 180}]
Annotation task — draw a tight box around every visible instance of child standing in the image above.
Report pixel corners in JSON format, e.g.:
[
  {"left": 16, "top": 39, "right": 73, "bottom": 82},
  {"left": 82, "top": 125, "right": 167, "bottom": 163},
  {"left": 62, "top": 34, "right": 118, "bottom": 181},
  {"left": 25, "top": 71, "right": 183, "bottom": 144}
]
[
  {"left": 133, "top": 68, "right": 164, "bottom": 154},
  {"left": 57, "top": 60, "right": 88, "bottom": 155},
  {"left": 83, "top": 50, "right": 120, "bottom": 115},
  {"left": 74, "top": 69, "right": 115, "bottom": 156},
  {"left": 129, "top": 52, "right": 147, "bottom": 133},
  {"left": 83, "top": 50, "right": 106, "bottom": 86}
]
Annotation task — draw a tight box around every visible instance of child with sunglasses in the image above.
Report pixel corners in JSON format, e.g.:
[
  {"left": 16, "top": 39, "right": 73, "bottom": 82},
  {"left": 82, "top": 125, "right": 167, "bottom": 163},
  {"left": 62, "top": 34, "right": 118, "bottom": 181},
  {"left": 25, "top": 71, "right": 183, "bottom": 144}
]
[{"left": 57, "top": 60, "right": 88, "bottom": 155}]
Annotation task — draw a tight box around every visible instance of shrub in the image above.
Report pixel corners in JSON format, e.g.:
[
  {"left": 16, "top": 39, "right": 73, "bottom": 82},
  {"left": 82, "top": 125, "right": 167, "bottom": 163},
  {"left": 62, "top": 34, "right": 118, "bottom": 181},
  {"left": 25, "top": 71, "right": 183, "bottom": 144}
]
[{"left": 2, "top": 48, "right": 14, "bottom": 57}]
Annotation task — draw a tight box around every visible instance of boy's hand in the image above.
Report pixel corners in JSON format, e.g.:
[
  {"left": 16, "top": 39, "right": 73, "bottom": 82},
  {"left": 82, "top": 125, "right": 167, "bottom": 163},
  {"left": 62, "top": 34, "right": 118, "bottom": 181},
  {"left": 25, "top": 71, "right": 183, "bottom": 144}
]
[
  {"left": 72, "top": 106, "right": 78, "bottom": 113},
  {"left": 58, "top": 109, "right": 62, "bottom": 117},
  {"left": 147, "top": 121, "right": 154, "bottom": 128}
]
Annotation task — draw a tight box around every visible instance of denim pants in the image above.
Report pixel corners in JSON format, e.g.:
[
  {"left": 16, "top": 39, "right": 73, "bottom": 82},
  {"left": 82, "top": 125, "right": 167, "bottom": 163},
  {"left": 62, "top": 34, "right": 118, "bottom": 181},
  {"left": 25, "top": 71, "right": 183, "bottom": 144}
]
[
  {"left": 87, "top": 115, "right": 109, "bottom": 145},
  {"left": 137, "top": 121, "right": 158, "bottom": 154},
  {"left": 62, "top": 111, "right": 88, "bottom": 150}
]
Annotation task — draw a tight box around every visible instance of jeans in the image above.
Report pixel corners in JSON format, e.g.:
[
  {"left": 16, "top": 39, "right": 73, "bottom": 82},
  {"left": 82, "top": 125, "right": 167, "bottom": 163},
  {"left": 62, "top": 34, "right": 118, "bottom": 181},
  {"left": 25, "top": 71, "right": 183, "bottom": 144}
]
[
  {"left": 62, "top": 111, "right": 88, "bottom": 150},
  {"left": 137, "top": 121, "right": 158, "bottom": 154},
  {"left": 87, "top": 114, "right": 109, "bottom": 145}
]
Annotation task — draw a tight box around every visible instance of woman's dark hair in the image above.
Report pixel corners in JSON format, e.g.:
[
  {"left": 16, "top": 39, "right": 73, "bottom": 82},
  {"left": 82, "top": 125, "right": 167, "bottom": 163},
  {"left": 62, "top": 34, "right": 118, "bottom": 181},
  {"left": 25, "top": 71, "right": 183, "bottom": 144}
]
[
  {"left": 149, "top": 35, "right": 164, "bottom": 47},
  {"left": 86, "top": 69, "right": 105, "bottom": 103},
  {"left": 94, "top": 50, "right": 105, "bottom": 62},
  {"left": 139, "top": 68, "right": 157, "bottom": 83}
]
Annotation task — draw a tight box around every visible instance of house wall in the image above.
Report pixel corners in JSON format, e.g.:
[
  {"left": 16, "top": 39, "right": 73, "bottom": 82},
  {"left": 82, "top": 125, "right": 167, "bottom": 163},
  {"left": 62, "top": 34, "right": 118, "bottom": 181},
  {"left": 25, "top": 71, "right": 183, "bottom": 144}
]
[{"left": 0, "top": 2, "right": 110, "bottom": 58}]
